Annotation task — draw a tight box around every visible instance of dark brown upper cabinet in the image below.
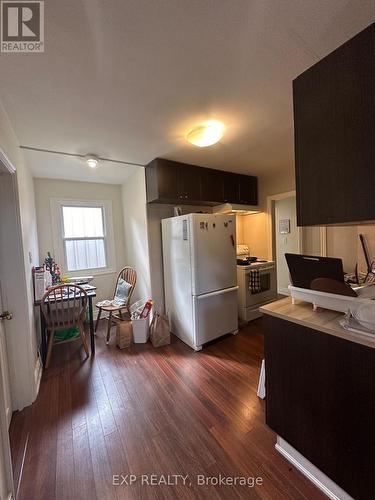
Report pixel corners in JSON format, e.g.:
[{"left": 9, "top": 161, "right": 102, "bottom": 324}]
[
  {"left": 145, "top": 158, "right": 258, "bottom": 207},
  {"left": 146, "top": 158, "right": 178, "bottom": 202},
  {"left": 238, "top": 174, "right": 258, "bottom": 205},
  {"left": 222, "top": 172, "right": 240, "bottom": 203},
  {"left": 145, "top": 158, "right": 200, "bottom": 204},
  {"left": 293, "top": 22, "right": 375, "bottom": 226},
  {"left": 200, "top": 168, "right": 225, "bottom": 203},
  {"left": 177, "top": 163, "right": 202, "bottom": 202}
]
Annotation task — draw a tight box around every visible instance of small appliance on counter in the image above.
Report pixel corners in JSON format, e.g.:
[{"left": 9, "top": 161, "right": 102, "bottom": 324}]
[{"left": 236, "top": 245, "right": 277, "bottom": 322}]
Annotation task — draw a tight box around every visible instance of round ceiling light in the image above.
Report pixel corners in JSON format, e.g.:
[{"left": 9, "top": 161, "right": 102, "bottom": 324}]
[
  {"left": 186, "top": 120, "right": 225, "bottom": 147},
  {"left": 85, "top": 154, "right": 99, "bottom": 168}
]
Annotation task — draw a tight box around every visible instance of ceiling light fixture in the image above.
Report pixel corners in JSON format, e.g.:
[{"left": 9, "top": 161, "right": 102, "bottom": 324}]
[
  {"left": 186, "top": 120, "right": 225, "bottom": 147},
  {"left": 85, "top": 154, "right": 99, "bottom": 168}
]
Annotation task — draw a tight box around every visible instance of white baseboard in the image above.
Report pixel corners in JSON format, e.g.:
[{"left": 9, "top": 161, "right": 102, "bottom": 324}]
[
  {"left": 275, "top": 437, "right": 353, "bottom": 500},
  {"left": 34, "top": 357, "right": 42, "bottom": 395},
  {"left": 5, "top": 406, "right": 11, "bottom": 426},
  {"left": 277, "top": 286, "right": 290, "bottom": 296},
  {"left": 257, "top": 359, "right": 265, "bottom": 399}
]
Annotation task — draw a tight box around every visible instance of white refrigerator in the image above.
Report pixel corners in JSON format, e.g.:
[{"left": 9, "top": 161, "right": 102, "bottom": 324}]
[{"left": 162, "top": 213, "right": 238, "bottom": 351}]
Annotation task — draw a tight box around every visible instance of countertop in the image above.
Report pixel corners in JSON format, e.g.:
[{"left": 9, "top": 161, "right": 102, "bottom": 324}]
[{"left": 260, "top": 297, "right": 375, "bottom": 350}]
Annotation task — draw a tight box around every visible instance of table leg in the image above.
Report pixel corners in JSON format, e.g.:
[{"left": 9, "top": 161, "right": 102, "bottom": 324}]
[{"left": 89, "top": 296, "right": 95, "bottom": 355}]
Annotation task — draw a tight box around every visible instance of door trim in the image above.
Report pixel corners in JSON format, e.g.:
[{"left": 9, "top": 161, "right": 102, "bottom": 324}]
[
  {"left": 0, "top": 149, "right": 16, "bottom": 174},
  {"left": 267, "top": 191, "right": 328, "bottom": 260},
  {"left": 0, "top": 320, "right": 15, "bottom": 499}
]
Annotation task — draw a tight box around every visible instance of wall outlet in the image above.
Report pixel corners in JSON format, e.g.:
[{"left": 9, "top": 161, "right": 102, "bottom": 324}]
[{"left": 28, "top": 251, "right": 33, "bottom": 264}]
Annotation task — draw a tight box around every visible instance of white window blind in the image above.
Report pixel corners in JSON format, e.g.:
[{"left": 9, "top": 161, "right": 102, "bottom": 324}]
[{"left": 62, "top": 206, "right": 107, "bottom": 271}]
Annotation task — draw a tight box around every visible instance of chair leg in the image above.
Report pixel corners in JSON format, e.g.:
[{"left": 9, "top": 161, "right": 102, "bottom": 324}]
[
  {"left": 79, "top": 322, "right": 89, "bottom": 357},
  {"left": 106, "top": 312, "right": 112, "bottom": 345},
  {"left": 95, "top": 308, "right": 102, "bottom": 333},
  {"left": 45, "top": 329, "right": 55, "bottom": 369}
]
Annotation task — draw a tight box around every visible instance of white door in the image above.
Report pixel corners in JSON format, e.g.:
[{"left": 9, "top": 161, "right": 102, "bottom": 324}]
[
  {"left": 0, "top": 287, "right": 12, "bottom": 428},
  {"left": 193, "top": 286, "right": 238, "bottom": 346},
  {"left": 190, "top": 214, "right": 237, "bottom": 295},
  {"left": 0, "top": 288, "right": 14, "bottom": 500}
]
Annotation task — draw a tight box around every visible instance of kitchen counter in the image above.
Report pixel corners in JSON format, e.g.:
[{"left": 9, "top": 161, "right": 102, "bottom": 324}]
[
  {"left": 260, "top": 296, "right": 375, "bottom": 350},
  {"left": 261, "top": 296, "right": 375, "bottom": 500}
]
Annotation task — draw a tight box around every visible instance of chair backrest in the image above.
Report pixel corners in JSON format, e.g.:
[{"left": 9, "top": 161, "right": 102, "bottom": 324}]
[
  {"left": 41, "top": 284, "right": 87, "bottom": 329},
  {"left": 112, "top": 267, "right": 137, "bottom": 305}
]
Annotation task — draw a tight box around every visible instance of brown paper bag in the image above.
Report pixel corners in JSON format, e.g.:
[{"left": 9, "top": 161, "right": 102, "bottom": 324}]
[
  {"left": 150, "top": 313, "right": 170, "bottom": 347},
  {"left": 116, "top": 320, "right": 133, "bottom": 349}
]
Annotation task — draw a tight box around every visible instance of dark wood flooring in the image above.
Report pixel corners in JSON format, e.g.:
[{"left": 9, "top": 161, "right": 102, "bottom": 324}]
[{"left": 10, "top": 319, "right": 324, "bottom": 499}]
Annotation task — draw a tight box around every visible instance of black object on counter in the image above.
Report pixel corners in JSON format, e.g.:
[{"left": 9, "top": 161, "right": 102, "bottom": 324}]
[
  {"left": 237, "top": 257, "right": 258, "bottom": 266},
  {"left": 285, "top": 253, "right": 344, "bottom": 289}
]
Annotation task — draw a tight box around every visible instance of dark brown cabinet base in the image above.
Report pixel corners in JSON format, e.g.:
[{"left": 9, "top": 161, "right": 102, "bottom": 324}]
[{"left": 264, "top": 315, "right": 375, "bottom": 500}]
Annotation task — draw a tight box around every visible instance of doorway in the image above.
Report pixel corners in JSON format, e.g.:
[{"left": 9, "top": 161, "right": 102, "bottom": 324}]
[
  {"left": 267, "top": 191, "right": 328, "bottom": 295},
  {"left": 273, "top": 194, "right": 300, "bottom": 295}
]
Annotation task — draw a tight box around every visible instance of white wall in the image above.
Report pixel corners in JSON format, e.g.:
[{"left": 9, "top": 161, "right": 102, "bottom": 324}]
[
  {"left": 357, "top": 226, "right": 375, "bottom": 273},
  {"left": 121, "top": 168, "right": 151, "bottom": 303},
  {"left": 0, "top": 101, "right": 40, "bottom": 410},
  {"left": 235, "top": 215, "right": 244, "bottom": 244},
  {"left": 326, "top": 226, "right": 357, "bottom": 273},
  {"left": 301, "top": 226, "right": 322, "bottom": 256},
  {"left": 326, "top": 225, "right": 375, "bottom": 275},
  {"left": 34, "top": 178, "right": 127, "bottom": 306}
]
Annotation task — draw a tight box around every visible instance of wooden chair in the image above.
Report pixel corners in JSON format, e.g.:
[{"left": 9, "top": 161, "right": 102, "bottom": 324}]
[
  {"left": 40, "top": 284, "right": 89, "bottom": 369},
  {"left": 95, "top": 267, "right": 137, "bottom": 344}
]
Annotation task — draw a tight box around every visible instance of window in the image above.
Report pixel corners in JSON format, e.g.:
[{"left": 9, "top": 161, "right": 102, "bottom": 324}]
[
  {"left": 62, "top": 206, "right": 106, "bottom": 271},
  {"left": 51, "top": 199, "right": 116, "bottom": 275}
]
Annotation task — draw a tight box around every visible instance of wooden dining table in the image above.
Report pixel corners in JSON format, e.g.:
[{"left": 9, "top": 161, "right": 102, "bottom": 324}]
[{"left": 35, "top": 288, "right": 97, "bottom": 367}]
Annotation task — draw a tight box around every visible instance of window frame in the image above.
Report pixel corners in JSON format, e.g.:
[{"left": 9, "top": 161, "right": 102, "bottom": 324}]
[{"left": 50, "top": 198, "right": 117, "bottom": 276}]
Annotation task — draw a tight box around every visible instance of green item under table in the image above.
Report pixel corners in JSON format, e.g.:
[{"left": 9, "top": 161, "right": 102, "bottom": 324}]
[
  {"left": 53, "top": 326, "right": 80, "bottom": 342},
  {"left": 36, "top": 289, "right": 97, "bottom": 367}
]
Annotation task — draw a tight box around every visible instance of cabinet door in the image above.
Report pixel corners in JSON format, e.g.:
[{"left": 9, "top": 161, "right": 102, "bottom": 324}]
[
  {"left": 200, "top": 168, "right": 224, "bottom": 203},
  {"left": 177, "top": 164, "right": 202, "bottom": 202},
  {"left": 238, "top": 175, "right": 258, "bottom": 205},
  {"left": 156, "top": 159, "right": 178, "bottom": 200},
  {"left": 264, "top": 314, "right": 375, "bottom": 500},
  {"left": 293, "top": 23, "right": 375, "bottom": 225},
  {"left": 222, "top": 172, "right": 240, "bottom": 203}
]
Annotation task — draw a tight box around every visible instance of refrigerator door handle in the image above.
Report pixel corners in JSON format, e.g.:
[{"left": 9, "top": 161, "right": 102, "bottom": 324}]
[{"left": 196, "top": 286, "right": 239, "bottom": 300}]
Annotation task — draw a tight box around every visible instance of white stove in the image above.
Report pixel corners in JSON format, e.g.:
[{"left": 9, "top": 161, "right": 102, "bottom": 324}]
[{"left": 236, "top": 245, "right": 277, "bottom": 322}]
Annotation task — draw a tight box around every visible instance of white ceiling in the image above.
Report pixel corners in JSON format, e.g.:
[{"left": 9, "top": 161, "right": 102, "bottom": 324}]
[
  {"left": 20, "top": 149, "right": 138, "bottom": 184},
  {"left": 0, "top": 0, "right": 374, "bottom": 184}
]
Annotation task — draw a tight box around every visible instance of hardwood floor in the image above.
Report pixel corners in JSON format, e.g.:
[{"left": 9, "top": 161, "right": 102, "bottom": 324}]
[{"left": 9, "top": 319, "right": 324, "bottom": 500}]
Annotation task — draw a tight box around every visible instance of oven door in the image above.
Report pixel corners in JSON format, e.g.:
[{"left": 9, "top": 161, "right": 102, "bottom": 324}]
[{"left": 245, "top": 266, "right": 277, "bottom": 306}]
